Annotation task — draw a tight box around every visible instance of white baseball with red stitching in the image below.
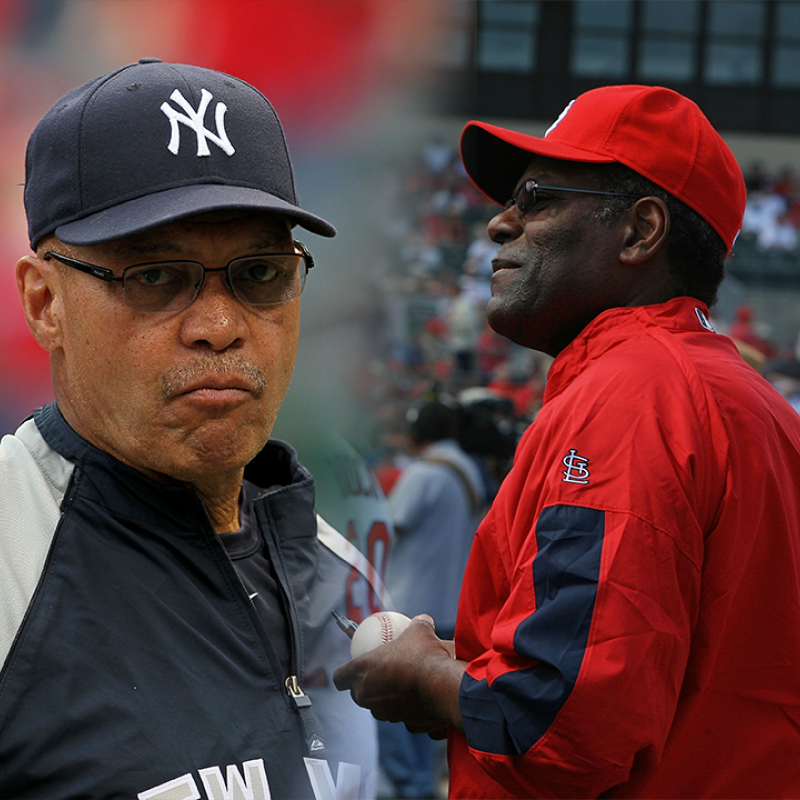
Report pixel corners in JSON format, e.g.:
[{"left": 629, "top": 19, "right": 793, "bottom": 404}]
[{"left": 350, "top": 611, "right": 412, "bottom": 659}]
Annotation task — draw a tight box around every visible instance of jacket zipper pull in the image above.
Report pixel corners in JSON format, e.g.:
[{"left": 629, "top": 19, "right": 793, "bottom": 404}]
[{"left": 285, "top": 676, "right": 325, "bottom": 755}]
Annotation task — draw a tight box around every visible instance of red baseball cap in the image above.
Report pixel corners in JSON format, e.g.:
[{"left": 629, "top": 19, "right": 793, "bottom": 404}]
[{"left": 459, "top": 85, "right": 746, "bottom": 254}]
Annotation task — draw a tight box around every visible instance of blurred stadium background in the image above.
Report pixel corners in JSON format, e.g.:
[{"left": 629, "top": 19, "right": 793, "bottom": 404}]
[{"left": 3, "top": 0, "right": 800, "bottom": 456}]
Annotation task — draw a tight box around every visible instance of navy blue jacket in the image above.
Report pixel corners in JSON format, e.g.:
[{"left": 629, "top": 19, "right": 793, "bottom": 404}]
[{"left": 0, "top": 403, "right": 377, "bottom": 799}]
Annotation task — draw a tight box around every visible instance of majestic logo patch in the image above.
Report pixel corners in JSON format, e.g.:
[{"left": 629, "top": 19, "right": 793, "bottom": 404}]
[
  {"left": 160, "top": 88, "right": 235, "bottom": 157},
  {"left": 545, "top": 99, "right": 575, "bottom": 137},
  {"left": 695, "top": 307, "right": 716, "bottom": 332},
  {"left": 562, "top": 449, "right": 590, "bottom": 484}
]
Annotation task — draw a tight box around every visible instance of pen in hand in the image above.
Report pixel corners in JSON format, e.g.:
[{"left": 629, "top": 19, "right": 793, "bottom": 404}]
[{"left": 332, "top": 609, "right": 359, "bottom": 639}]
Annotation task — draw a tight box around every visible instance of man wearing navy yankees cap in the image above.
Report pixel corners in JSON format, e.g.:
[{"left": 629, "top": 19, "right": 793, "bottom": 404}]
[
  {"left": 335, "top": 85, "right": 800, "bottom": 798},
  {"left": 0, "top": 59, "right": 380, "bottom": 799}
]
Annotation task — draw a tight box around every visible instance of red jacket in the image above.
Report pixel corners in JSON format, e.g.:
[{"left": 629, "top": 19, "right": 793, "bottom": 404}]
[{"left": 450, "top": 297, "right": 800, "bottom": 798}]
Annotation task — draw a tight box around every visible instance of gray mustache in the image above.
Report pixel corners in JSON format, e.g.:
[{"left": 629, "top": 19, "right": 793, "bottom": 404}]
[{"left": 161, "top": 356, "right": 267, "bottom": 398}]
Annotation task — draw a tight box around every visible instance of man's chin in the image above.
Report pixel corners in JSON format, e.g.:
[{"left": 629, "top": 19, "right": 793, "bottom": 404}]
[
  {"left": 485, "top": 300, "right": 513, "bottom": 340},
  {"left": 485, "top": 303, "right": 541, "bottom": 352},
  {"left": 155, "top": 419, "right": 270, "bottom": 482}
]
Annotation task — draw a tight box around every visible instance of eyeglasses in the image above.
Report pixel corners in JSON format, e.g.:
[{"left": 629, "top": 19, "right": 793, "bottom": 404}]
[
  {"left": 506, "top": 179, "right": 640, "bottom": 219},
  {"left": 44, "top": 241, "right": 314, "bottom": 313}
]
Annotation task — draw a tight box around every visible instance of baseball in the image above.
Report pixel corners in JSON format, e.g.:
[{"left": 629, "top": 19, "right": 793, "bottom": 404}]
[{"left": 350, "top": 611, "right": 412, "bottom": 659}]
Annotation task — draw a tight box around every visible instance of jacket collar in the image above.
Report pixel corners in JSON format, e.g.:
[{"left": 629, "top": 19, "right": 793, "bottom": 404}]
[
  {"left": 33, "top": 402, "right": 315, "bottom": 540},
  {"left": 544, "top": 297, "right": 714, "bottom": 404}
]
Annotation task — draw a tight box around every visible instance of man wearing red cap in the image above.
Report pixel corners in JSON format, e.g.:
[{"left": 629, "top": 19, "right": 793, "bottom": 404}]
[{"left": 336, "top": 85, "right": 800, "bottom": 798}]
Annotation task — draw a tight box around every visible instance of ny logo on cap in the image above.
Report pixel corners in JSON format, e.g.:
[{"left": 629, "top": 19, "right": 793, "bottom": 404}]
[{"left": 160, "top": 88, "right": 235, "bottom": 157}]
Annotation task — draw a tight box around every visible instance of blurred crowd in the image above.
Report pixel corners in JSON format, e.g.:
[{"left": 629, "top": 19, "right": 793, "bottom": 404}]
[{"left": 741, "top": 160, "right": 800, "bottom": 252}]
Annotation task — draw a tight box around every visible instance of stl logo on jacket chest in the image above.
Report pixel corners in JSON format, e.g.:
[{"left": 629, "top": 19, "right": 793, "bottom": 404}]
[{"left": 562, "top": 449, "right": 590, "bottom": 485}]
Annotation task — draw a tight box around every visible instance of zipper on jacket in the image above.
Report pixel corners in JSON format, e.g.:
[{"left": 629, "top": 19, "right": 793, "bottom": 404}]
[
  {"left": 208, "top": 494, "right": 326, "bottom": 758},
  {"left": 275, "top": 553, "right": 326, "bottom": 757},
  {"left": 224, "top": 548, "right": 325, "bottom": 755},
  {"left": 285, "top": 675, "right": 325, "bottom": 754}
]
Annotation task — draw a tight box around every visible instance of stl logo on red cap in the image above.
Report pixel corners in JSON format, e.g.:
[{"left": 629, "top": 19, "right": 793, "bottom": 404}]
[
  {"left": 160, "top": 88, "right": 235, "bottom": 158},
  {"left": 545, "top": 99, "right": 576, "bottom": 138}
]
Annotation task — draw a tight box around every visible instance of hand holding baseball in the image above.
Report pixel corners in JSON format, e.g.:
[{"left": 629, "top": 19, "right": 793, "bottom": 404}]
[
  {"left": 350, "top": 611, "right": 412, "bottom": 659},
  {"left": 333, "top": 614, "right": 466, "bottom": 734}
]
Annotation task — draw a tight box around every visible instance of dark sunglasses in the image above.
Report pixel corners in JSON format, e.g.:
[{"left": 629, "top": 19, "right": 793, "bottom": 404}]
[{"left": 506, "top": 179, "right": 640, "bottom": 218}]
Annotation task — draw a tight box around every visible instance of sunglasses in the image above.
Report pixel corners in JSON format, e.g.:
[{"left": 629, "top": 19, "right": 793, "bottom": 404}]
[{"left": 506, "top": 179, "right": 640, "bottom": 218}]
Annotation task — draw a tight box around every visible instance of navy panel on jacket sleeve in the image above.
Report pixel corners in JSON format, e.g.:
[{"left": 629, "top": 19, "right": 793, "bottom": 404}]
[{"left": 460, "top": 505, "right": 605, "bottom": 755}]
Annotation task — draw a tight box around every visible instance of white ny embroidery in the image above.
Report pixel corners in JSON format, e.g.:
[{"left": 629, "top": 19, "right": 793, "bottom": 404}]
[
  {"left": 138, "top": 757, "right": 367, "bottom": 800},
  {"left": 160, "top": 88, "right": 235, "bottom": 157}
]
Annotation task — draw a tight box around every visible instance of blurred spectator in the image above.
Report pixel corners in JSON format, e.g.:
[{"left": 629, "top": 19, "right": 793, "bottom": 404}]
[
  {"left": 741, "top": 190, "right": 788, "bottom": 242},
  {"left": 756, "top": 210, "right": 798, "bottom": 251},
  {"left": 421, "top": 130, "right": 454, "bottom": 175},
  {"left": 772, "top": 165, "right": 798, "bottom": 197},
  {"left": 445, "top": 285, "right": 483, "bottom": 381},
  {"left": 400, "top": 231, "right": 444, "bottom": 278},
  {"left": 743, "top": 160, "right": 770, "bottom": 193},
  {"left": 764, "top": 358, "right": 800, "bottom": 414},
  {"left": 728, "top": 305, "right": 777, "bottom": 358},
  {"left": 379, "top": 400, "right": 486, "bottom": 800},
  {"left": 372, "top": 419, "right": 414, "bottom": 497},
  {"left": 456, "top": 389, "right": 519, "bottom": 502},
  {"left": 422, "top": 172, "right": 470, "bottom": 249},
  {"left": 420, "top": 315, "right": 450, "bottom": 368},
  {"left": 463, "top": 221, "right": 498, "bottom": 279},
  {"left": 733, "top": 339, "right": 767, "bottom": 373},
  {"left": 384, "top": 400, "right": 486, "bottom": 632},
  {"left": 475, "top": 320, "right": 512, "bottom": 382},
  {"left": 458, "top": 263, "right": 492, "bottom": 307},
  {"left": 487, "top": 362, "right": 547, "bottom": 419}
]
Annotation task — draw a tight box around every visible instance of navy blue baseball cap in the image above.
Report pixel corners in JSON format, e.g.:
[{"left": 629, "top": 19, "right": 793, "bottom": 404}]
[{"left": 24, "top": 58, "right": 336, "bottom": 249}]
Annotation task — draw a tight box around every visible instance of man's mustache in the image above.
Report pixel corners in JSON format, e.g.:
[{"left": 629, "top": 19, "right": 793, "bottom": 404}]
[{"left": 161, "top": 356, "right": 267, "bottom": 399}]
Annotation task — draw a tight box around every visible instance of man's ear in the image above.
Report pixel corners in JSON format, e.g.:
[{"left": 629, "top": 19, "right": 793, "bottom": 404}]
[
  {"left": 619, "top": 197, "right": 670, "bottom": 265},
  {"left": 16, "top": 254, "right": 63, "bottom": 352}
]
